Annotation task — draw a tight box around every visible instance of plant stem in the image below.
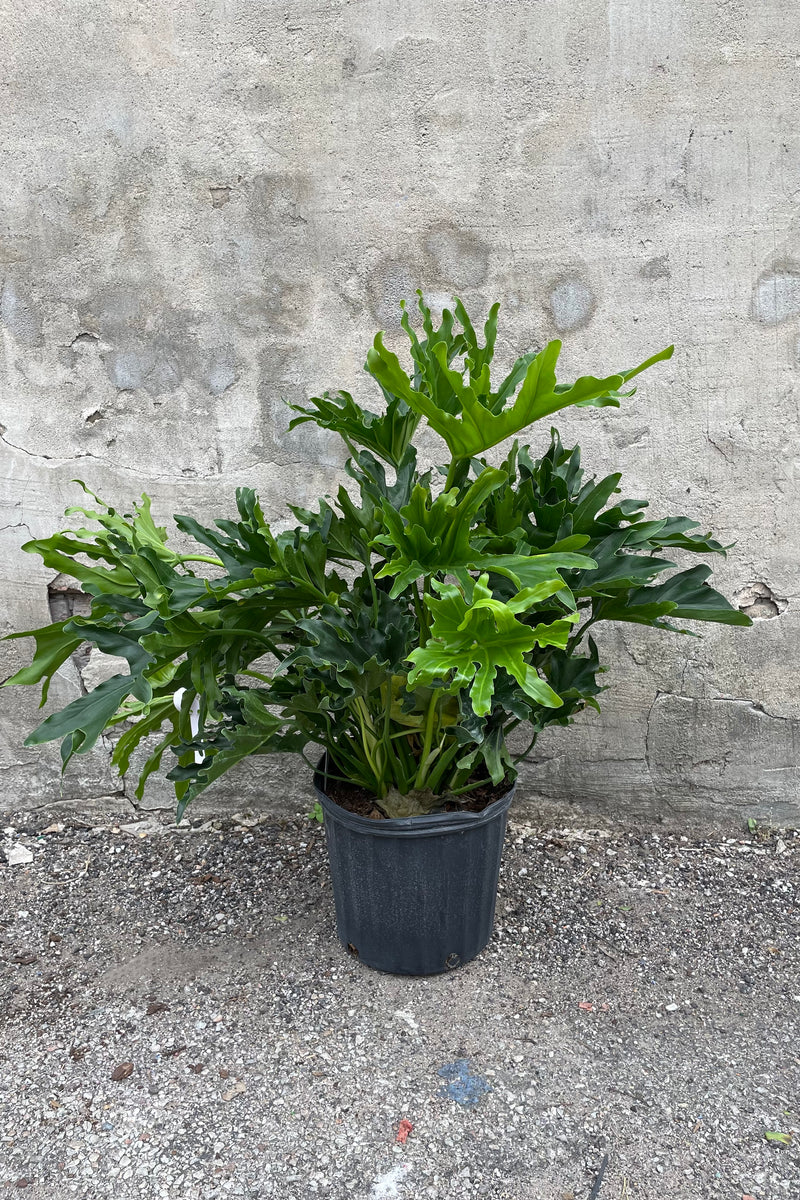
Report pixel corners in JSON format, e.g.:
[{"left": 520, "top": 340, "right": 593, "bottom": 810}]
[
  {"left": 512, "top": 728, "right": 539, "bottom": 764},
  {"left": 444, "top": 458, "right": 465, "bottom": 493},
  {"left": 365, "top": 561, "right": 380, "bottom": 627},
  {"left": 448, "top": 777, "right": 494, "bottom": 797},
  {"left": 381, "top": 685, "right": 401, "bottom": 791},
  {"left": 412, "top": 581, "right": 429, "bottom": 645},
  {"left": 567, "top": 614, "right": 596, "bottom": 655},
  {"left": 353, "top": 698, "right": 377, "bottom": 770},
  {"left": 424, "top": 735, "right": 461, "bottom": 792},
  {"left": 414, "top": 690, "right": 439, "bottom": 790}
]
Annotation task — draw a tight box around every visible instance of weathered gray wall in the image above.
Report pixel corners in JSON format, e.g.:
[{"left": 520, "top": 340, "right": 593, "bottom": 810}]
[{"left": 1, "top": 1, "right": 798, "bottom": 826}]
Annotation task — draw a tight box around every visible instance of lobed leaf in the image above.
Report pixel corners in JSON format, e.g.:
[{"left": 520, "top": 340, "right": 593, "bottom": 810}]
[
  {"left": 3, "top": 622, "right": 85, "bottom": 706},
  {"left": 366, "top": 314, "right": 673, "bottom": 458},
  {"left": 287, "top": 390, "right": 419, "bottom": 468},
  {"left": 407, "top": 575, "right": 570, "bottom": 716}
]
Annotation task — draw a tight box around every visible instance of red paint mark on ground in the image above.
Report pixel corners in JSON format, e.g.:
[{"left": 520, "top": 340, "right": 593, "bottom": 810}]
[{"left": 395, "top": 1119, "right": 413, "bottom": 1144}]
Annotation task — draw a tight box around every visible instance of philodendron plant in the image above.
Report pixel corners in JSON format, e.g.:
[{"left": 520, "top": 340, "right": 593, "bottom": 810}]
[{"left": 4, "top": 295, "right": 751, "bottom": 819}]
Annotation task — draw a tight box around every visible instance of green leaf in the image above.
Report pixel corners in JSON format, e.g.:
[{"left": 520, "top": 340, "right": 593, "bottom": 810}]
[
  {"left": 366, "top": 319, "right": 672, "bottom": 457},
  {"left": 542, "top": 637, "right": 606, "bottom": 720},
  {"left": 170, "top": 724, "right": 276, "bottom": 818},
  {"left": 278, "top": 590, "right": 415, "bottom": 710},
  {"left": 65, "top": 619, "right": 155, "bottom": 675},
  {"left": 622, "top": 516, "right": 727, "bottom": 554},
  {"left": 110, "top": 696, "right": 177, "bottom": 778},
  {"left": 477, "top": 551, "right": 596, "bottom": 594},
  {"left": 373, "top": 467, "right": 507, "bottom": 595},
  {"left": 19, "top": 485, "right": 204, "bottom": 602},
  {"left": 407, "top": 574, "right": 569, "bottom": 716},
  {"left": 570, "top": 473, "right": 623, "bottom": 532},
  {"left": 597, "top": 566, "right": 752, "bottom": 629},
  {"left": 167, "top": 691, "right": 300, "bottom": 820},
  {"left": 25, "top": 672, "right": 152, "bottom": 765},
  {"left": 287, "top": 390, "right": 419, "bottom": 468},
  {"left": 134, "top": 726, "right": 182, "bottom": 802},
  {"left": 20, "top": 536, "right": 140, "bottom": 597},
  {"left": 455, "top": 297, "right": 500, "bottom": 391},
  {"left": 571, "top": 530, "right": 676, "bottom": 593},
  {"left": 173, "top": 488, "right": 285, "bottom": 580},
  {"left": 457, "top": 723, "right": 514, "bottom": 785},
  {"left": 764, "top": 1131, "right": 793, "bottom": 1146},
  {"left": 3, "top": 622, "right": 84, "bottom": 706}
]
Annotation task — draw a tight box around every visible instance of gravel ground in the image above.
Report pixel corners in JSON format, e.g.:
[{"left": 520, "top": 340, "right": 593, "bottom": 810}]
[{"left": 0, "top": 806, "right": 798, "bottom": 1200}]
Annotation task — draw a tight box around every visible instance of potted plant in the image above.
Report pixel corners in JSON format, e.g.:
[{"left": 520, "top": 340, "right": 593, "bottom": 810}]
[{"left": 2, "top": 294, "right": 751, "bottom": 974}]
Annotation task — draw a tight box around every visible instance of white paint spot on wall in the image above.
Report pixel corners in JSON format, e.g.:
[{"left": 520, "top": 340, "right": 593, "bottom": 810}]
[
  {"left": 0, "top": 281, "right": 41, "bottom": 345},
  {"left": 365, "top": 259, "right": 423, "bottom": 328},
  {"left": 417, "top": 291, "right": 453, "bottom": 318},
  {"left": 547, "top": 277, "right": 595, "bottom": 333},
  {"left": 752, "top": 268, "right": 800, "bottom": 325},
  {"left": 205, "top": 353, "right": 238, "bottom": 395},
  {"left": 106, "top": 348, "right": 149, "bottom": 390}
]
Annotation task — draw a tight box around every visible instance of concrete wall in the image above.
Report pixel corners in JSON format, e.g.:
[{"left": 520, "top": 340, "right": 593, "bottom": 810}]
[{"left": 1, "top": 1, "right": 798, "bottom": 826}]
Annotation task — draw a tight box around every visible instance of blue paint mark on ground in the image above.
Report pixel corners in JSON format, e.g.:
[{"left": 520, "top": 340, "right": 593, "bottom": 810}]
[{"left": 437, "top": 1059, "right": 491, "bottom": 1106}]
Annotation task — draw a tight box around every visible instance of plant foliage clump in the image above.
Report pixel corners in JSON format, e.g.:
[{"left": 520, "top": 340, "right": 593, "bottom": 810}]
[{"left": 3, "top": 294, "right": 751, "bottom": 818}]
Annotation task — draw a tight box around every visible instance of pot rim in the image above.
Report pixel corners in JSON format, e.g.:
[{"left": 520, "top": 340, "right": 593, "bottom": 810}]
[{"left": 313, "top": 755, "right": 515, "bottom": 837}]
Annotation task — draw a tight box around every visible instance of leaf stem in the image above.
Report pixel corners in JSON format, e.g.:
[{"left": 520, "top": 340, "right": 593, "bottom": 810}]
[
  {"left": 365, "top": 561, "right": 380, "bottom": 628},
  {"left": 567, "top": 614, "right": 596, "bottom": 655},
  {"left": 181, "top": 554, "right": 225, "bottom": 567},
  {"left": 512, "top": 727, "right": 539, "bottom": 764},
  {"left": 444, "top": 458, "right": 465, "bottom": 493},
  {"left": 447, "top": 776, "right": 494, "bottom": 798},
  {"left": 412, "top": 581, "right": 429, "bottom": 645},
  {"left": 414, "top": 690, "right": 439, "bottom": 790}
]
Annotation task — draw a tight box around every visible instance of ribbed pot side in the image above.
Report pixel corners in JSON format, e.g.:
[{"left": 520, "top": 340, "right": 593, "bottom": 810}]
[{"left": 314, "top": 768, "right": 515, "bottom": 976}]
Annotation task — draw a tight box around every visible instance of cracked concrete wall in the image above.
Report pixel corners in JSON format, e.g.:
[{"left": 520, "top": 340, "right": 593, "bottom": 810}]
[{"left": 1, "top": 1, "right": 798, "bottom": 826}]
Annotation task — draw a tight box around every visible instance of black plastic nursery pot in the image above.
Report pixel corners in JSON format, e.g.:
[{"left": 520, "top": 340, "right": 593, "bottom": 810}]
[{"left": 313, "top": 762, "right": 515, "bottom": 976}]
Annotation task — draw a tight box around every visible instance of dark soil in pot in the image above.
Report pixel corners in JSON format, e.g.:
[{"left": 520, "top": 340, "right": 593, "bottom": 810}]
[{"left": 322, "top": 774, "right": 512, "bottom": 820}]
